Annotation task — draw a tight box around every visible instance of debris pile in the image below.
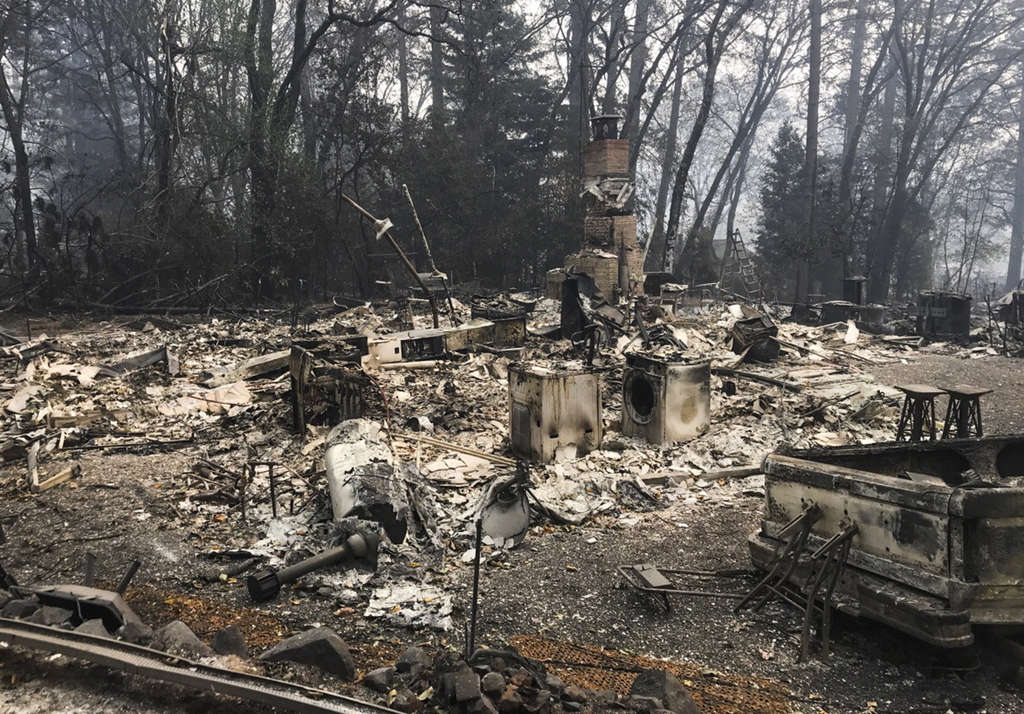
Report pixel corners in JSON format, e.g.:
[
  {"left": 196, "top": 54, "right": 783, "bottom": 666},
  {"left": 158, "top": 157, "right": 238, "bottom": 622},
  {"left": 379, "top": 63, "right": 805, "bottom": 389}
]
[{"left": 2, "top": 284, "right": 1020, "bottom": 711}]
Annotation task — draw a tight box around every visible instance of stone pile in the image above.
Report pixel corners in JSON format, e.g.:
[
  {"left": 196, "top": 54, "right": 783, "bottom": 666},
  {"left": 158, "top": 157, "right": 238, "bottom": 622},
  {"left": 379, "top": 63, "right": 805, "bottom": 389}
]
[
  {"left": 0, "top": 588, "right": 704, "bottom": 714},
  {"left": 360, "top": 645, "right": 700, "bottom": 714}
]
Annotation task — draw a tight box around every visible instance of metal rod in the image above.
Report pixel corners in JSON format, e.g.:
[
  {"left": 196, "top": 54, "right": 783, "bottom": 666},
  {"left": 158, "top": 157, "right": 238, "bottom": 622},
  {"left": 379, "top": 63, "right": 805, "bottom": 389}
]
[
  {"left": 268, "top": 464, "right": 278, "bottom": 519},
  {"left": 114, "top": 560, "right": 141, "bottom": 595},
  {"left": 468, "top": 520, "right": 483, "bottom": 657},
  {"left": 341, "top": 194, "right": 441, "bottom": 329},
  {"left": 84, "top": 552, "right": 96, "bottom": 587}
]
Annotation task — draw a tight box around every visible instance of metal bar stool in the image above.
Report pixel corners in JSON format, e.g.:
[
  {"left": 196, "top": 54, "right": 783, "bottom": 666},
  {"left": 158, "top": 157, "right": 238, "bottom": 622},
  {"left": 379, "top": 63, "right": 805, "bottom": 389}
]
[
  {"left": 941, "top": 385, "right": 992, "bottom": 439},
  {"left": 895, "top": 385, "right": 946, "bottom": 441}
]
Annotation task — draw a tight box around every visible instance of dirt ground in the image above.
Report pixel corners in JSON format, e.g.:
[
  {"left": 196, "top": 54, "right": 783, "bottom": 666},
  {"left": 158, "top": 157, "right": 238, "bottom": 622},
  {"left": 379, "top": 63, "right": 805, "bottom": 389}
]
[{"left": 2, "top": 313, "right": 1024, "bottom": 714}]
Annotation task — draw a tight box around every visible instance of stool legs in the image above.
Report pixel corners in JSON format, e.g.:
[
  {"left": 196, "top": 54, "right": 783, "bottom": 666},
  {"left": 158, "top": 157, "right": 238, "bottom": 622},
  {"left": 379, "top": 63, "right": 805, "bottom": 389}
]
[
  {"left": 943, "top": 396, "right": 984, "bottom": 439},
  {"left": 942, "top": 397, "right": 956, "bottom": 439},
  {"left": 898, "top": 396, "right": 938, "bottom": 442},
  {"left": 897, "top": 397, "right": 912, "bottom": 441}
]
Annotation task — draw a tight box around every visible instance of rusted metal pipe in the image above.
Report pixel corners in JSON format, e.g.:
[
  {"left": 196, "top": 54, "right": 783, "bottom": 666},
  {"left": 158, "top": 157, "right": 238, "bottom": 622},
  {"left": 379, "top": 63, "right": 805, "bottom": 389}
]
[{"left": 114, "top": 560, "right": 141, "bottom": 595}]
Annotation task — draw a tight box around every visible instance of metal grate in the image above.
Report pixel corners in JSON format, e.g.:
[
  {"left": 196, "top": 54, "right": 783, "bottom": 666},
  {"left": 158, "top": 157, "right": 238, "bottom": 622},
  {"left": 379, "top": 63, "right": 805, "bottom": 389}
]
[{"left": 511, "top": 635, "right": 797, "bottom": 714}]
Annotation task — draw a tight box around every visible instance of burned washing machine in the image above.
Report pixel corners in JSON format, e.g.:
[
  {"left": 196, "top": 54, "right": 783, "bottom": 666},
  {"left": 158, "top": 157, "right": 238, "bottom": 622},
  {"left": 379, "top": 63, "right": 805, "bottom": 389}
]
[{"left": 621, "top": 353, "right": 710, "bottom": 444}]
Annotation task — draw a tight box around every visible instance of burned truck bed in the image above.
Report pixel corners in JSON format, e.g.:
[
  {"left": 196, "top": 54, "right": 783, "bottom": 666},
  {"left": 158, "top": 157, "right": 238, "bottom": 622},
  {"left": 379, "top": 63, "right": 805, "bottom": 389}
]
[{"left": 750, "top": 437, "right": 1024, "bottom": 648}]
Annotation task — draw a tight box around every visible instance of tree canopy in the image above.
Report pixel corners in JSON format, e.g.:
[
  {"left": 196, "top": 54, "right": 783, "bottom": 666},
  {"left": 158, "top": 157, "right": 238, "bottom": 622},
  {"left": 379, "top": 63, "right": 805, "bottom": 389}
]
[{"left": 0, "top": 0, "right": 1022, "bottom": 307}]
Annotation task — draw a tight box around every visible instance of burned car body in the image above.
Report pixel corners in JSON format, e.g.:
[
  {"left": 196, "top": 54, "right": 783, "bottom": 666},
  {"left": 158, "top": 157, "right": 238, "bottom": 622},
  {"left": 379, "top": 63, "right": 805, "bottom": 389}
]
[{"left": 750, "top": 437, "right": 1024, "bottom": 647}]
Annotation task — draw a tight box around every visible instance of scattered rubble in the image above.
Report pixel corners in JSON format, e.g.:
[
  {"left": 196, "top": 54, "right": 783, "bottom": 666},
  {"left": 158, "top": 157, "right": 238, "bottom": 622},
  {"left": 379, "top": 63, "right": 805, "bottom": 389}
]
[{"left": 1, "top": 286, "right": 1022, "bottom": 713}]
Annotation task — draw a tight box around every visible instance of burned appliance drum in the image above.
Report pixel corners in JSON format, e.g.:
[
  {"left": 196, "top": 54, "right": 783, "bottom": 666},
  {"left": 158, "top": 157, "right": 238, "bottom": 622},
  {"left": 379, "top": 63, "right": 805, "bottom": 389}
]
[
  {"left": 750, "top": 437, "right": 1024, "bottom": 648},
  {"left": 621, "top": 356, "right": 710, "bottom": 444}
]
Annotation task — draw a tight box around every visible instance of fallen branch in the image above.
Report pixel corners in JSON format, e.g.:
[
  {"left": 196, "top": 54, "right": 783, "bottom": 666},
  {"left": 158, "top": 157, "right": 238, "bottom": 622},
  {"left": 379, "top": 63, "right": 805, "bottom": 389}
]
[
  {"left": 397, "top": 433, "right": 517, "bottom": 466},
  {"left": 711, "top": 366, "right": 801, "bottom": 392},
  {"left": 797, "top": 389, "right": 861, "bottom": 419},
  {"left": 642, "top": 466, "right": 762, "bottom": 486}
]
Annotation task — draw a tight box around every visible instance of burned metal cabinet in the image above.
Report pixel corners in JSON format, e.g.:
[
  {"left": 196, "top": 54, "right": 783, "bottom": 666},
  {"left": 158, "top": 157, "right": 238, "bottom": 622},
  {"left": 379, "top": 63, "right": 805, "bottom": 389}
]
[
  {"left": 842, "top": 276, "right": 869, "bottom": 305},
  {"left": 400, "top": 329, "right": 446, "bottom": 360},
  {"left": 731, "top": 315, "right": 780, "bottom": 362},
  {"left": 621, "top": 353, "right": 710, "bottom": 444},
  {"left": 914, "top": 291, "right": 972, "bottom": 338},
  {"left": 444, "top": 319, "right": 496, "bottom": 353},
  {"left": 508, "top": 363, "right": 602, "bottom": 463},
  {"left": 751, "top": 437, "right": 1024, "bottom": 648}
]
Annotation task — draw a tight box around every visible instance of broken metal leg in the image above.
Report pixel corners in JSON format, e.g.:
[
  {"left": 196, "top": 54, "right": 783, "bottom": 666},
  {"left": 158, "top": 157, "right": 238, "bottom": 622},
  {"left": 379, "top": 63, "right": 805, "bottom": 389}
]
[
  {"left": 800, "top": 519, "right": 858, "bottom": 661},
  {"left": 114, "top": 560, "right": 142, "bottom": 595},
  {"left": 736, "top": 504, "right": 821, "bottom": 613},
  {"left": 247, "top": 461, "right": 278, "bottom": 519},
  {"left": 246, "top": 531, "right": 379, "bottom": 602},
  {"left": 84, "top": 552, "right": 96, "bottom": 587},
  {"left": 467, "top": 520, "right": 483, "bottom": 658},
  {"left": 617, "top": 565, "right": 753, "bottom": 612}
]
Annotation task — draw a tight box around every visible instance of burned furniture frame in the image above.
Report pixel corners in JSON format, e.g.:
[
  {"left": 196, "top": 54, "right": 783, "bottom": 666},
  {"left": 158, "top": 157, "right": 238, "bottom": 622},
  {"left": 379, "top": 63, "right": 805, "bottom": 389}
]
[
  {"left": 737, "top": 504, "right": 858, "bottom": 660},
  {"left": 616, "top": 564, "right": 752, "bottom": 612},
  {"left": 751, "top": 437, "right": 1024, "bottom": 649},
  {"left": 290, "top": 344, "right": 372, "bottom": 433}
]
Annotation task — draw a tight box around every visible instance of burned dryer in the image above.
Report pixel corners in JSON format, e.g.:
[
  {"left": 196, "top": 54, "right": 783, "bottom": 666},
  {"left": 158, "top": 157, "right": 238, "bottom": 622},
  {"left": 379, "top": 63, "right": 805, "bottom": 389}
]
[
  {"left": 509, "top": 363, "right": 602, "bottom": 463},
  {"left": 751, "top": 437, "right": 1024, "bottom": 648},
  {"left": 621, "top": 353, "right": 710, "bottom": 444}
]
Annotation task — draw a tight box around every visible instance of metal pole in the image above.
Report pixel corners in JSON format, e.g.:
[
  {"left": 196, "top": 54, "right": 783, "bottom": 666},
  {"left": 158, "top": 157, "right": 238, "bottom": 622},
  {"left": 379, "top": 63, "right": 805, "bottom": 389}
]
[
  {"left": 84, "top": 552, "right": 96, "bottom": 587},
  {"left": 468, "top": 520, "right": 483, "bottom": 657},
  {"left": 268, "top": 464, "right": 277, "bottom": 519},
  {"left": 341, "top": 194, "right": 441, "bottom": 329},
  {"left": 114, "top": 560, "right": 141, "bottom": 595}
]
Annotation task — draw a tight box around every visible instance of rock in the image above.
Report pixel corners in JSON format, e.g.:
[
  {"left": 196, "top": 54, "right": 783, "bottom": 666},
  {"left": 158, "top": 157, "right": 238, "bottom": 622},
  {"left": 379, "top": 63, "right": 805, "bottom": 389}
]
[
  {"left": 453, "top": 666, "right": 482, "bottom": 703},
  {"left": 2, "top": 599, "right": 39, "bottom": 619},
  {"left": 481, "top": 671, "right": 506, "bottom": 699},
  {"left": 627, "top": 695, "right": 664, "bottom": 713},
  {"left": 74, "top": 619, "right": 111, "bottom": 638},
  {"left": 468, "top": 694, "right": 501, "bottom": 714},
  {"left": 154, "top": 620, "right": 215, "bottom": 659},
  {"left": 364, "top": 666, "right": 397, "bottom": 694},
  {"left": 628, "top": 670, "right": 699, "bottom": 714},
  {"left": 259, "top": 627, "right": 356, "bottom": 680},
  {"left": 562, "top": 685, "right": 589, "bottom": 704},
  {"left": 390, "top": 687, "right": 423, "bottom": 713},
  {"left": 396, "top": 646, "right": 433, "bottom": 674},
  {"left": 26, "top": 606, "right": 73, "bottom": 627},
  {"left": 497, "top": 688, "right": 523, "bottom": 714},
  {"left": 211, "top": 624, "right": 249, "bottom": 658},
  {"left": 520, "top": 688, "right": 551, "bottom": 714},
  {"left": 544, "top": 673, "right": 565, "bottom": 698},
  {"left": 116, "top": 620, "right": 154, "bottom": 646},
  {"left": 563, "top": 702, "right": 583, "bottom": 713},
  {"left": 0, "top": 590, "right": 12, "bottom": 609},
  {"left": 508, "top": 669, "right": 534, "bottom": 688}
]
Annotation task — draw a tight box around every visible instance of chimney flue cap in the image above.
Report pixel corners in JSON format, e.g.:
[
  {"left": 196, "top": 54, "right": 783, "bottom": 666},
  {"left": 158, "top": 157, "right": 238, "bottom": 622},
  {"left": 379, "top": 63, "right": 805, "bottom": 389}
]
[{"left": 591, "top": 115, "right": 622, "bottom": 141}]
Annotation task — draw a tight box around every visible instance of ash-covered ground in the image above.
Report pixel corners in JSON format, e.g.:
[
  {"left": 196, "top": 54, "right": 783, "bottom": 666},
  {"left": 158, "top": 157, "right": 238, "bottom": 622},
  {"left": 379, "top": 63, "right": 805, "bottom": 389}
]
[{"left": 1, "top": 306, "right": 1023, "bottom": 714}]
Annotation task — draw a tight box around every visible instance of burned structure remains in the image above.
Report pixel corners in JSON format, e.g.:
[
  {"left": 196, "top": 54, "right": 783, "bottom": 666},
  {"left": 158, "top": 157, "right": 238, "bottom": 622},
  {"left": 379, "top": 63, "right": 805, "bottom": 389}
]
[{"left": 753, "top": 437, "right": 1024, "bottom": 648}]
